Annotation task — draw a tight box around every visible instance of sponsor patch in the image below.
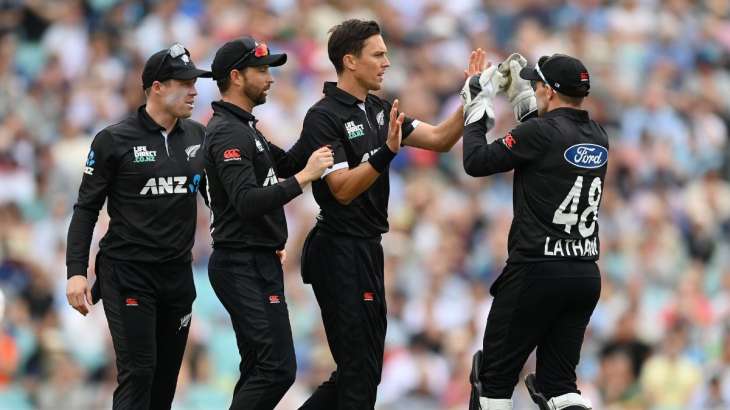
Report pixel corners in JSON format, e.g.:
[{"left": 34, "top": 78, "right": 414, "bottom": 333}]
[
  {"left": 223, "top": 148, "right": 241, "bottom": 161},
  {"left": 125, "top": 298, "right": 138, "bottom": 306},
  {"left": 363, "top": 292, "right": 375, "bottom": 302},
  {"left": 345, "top": 121, "right": 365, "bottom": 140},
  {"left": 133, "top": 146, "right": 157, "bottom": 163},
  {"left": 139, "top": 176, "right": 189, "bottom": 195},
  {"left": 269, "top": 295, "right": 281, "bottom": 304},
  {"left": 501, "top": 132, "right": 517, "bottom": 149},
  {"left": 84, "top": 149, "right": 95, "bottom": 175},
  {"left": 564, "top": 143, "right": 608, "bottom": 169}
]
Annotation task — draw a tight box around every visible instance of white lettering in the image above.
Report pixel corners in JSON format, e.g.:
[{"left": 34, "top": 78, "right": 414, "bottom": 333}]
[
  {"left": 544, "top": 236, "right": 598, "bottom": 257},
  {"left": 174, "top": 176, "right": 188, "bottom": 193},
  {"left": 360, "top": 148, "right": 380, "bottom": 163},
  {"left": 140, "top": 178, "right": 158, "bottom": 195},
  {"left": 554, "top": 240, "right": 564, "bottom": 256},
  {"left": 544, "top": 237, "right": 555, "bottom": 256},
  {"left": 159, "top": 177, "right": 173, "bottom": 194},
  {"left": 139, "top": 176, "right": 189, "bottom": 196},
  {"left": 572, "top": 239, "right": 584, "bottom": 255},
  {"left": 574, "top": 146, "right": 603, "bottom": 166}
]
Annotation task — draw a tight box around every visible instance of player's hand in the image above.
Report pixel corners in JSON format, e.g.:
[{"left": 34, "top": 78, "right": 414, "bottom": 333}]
[
  {"left": 461, "top": 63, "right": 503, "bottom": 128},
  {"left": 497, "top": 53, "right": 527, "bottom": 94},
  {"left": 464, "top": 48, "right": 487, "bottom": 79},
  {"left": 500, "top": 54, "right": 537, "bottom": 122},
  {"left": 276, "top": 249, "right": 286, "bottom": 264},
  {"left": 66, "top": 275, "right": 93, "bottom": 316},
  {"left": 386, "top": 99, "right": 405, "bottom": 153},
  {"left": 296, "top": 146, "right": 334, "bottom": 184}
]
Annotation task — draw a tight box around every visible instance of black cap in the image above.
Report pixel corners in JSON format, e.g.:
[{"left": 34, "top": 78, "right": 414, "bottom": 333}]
[
  {"left": 142, "top": 43, "right": 212, "bottom": 89},
  {"left": 519, "top": 54, "right": 590, "bottom": 97},
  {"left": 211, "top": 37, "right": 287, "bottom": 80}
]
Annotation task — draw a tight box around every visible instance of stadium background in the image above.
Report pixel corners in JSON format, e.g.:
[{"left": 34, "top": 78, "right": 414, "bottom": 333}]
[{"left": 1, "top": 0, "right": 730, "bottom": 409}]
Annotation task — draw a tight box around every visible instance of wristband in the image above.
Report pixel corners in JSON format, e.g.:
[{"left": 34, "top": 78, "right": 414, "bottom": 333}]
[{"left": 368, "top": 145, "right": 397, "bottom": 173}]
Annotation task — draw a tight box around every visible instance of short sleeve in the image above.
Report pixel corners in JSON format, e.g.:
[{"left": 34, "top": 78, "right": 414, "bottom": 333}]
[{"left": 289, "top": 108, "right": 350, "bottom": 177}]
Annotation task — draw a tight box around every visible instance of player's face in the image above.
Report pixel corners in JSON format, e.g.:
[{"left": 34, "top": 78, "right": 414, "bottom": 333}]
[
  {"left": 535, "top": 81, "right": 553, "bottom": 116},
  {"left": 352, "top": 35, "right": 390, "bottom": 91},
  {"left": 242, "top": 66, "right": 273, "bottom": 106},
  {"left": 159, "top": 78, "right": 198, "bottom": 118}
]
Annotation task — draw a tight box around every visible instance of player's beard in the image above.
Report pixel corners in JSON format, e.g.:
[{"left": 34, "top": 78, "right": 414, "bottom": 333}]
[{"left": 244, "top": 82, "right": 268, "bottom": 106}]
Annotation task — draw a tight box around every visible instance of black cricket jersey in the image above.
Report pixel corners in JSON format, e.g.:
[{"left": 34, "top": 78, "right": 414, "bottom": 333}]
[
  {"left": 204, "top": 101, "right": 303, "bottom": 250},
  {"left": 66, "top": 105, "right": 207, "bottom": 278},
  {"left": 287, "top": 82, "right": 416, "bottom": 238},
  {"left": 463, "top": 108, "right": 609, "bottom": 263}
]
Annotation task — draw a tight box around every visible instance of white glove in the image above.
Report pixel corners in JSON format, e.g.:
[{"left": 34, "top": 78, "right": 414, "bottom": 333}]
[
  {"left": 460, "top": 65, "right": 504, "bottom": 130},
  {"left": 498, "top": 53, "right": 537, "bottom": 122}
]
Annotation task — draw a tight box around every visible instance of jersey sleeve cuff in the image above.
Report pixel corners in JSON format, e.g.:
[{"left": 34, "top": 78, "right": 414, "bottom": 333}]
[
  {"left": 280, "top": 176, "right": 303, "bottom": 199},
  {"left": 321, "top": 161, "right": 349, "bottom": 179},
  {"left": 67, "top": 263, "right": 88, "bottom": 279}
]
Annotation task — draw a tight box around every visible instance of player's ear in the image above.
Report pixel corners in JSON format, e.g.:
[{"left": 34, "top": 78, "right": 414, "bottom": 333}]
[
  {"left": 150, "top": 81, "right": 162, "bottom": 95},
  {"left": 343, "top": 53, "right": 357, "bottom": 72},
  {"left": 230, "top": 68, "right": 244, "bottom": 88}
]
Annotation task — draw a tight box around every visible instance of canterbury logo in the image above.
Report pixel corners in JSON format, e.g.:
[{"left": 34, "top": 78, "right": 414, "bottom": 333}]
[{"left": 223, "top": 148, "right": 241, "bottom": 161}]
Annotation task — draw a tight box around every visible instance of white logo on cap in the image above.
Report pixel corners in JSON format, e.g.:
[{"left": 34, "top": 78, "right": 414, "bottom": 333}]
[{"left": 181, "top": 54, "right": 190, "bottom": 64}]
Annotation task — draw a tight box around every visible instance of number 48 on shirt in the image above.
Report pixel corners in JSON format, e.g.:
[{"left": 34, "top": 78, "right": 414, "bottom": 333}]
[{"left": 552, "top": 176, "right": 603, "bottom": 238}]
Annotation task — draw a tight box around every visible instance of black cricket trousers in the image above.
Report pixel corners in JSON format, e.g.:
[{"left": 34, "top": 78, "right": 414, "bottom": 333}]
[
  {"left": 97, "top": 253, "right": 196, "bottom": 410},
  {"left": 208, "top": 248, "right": 297, "bottom": 410},
  {"left": 479, "top": 260, "right": 601, "bottom": 400},
  {"left": 299, "top": 227, "right": 387, "bottom": 410}
]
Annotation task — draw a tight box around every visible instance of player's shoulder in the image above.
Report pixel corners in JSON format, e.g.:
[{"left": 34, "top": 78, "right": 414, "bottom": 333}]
[
  {"left": 104, "top": 114, "right": 134, "bottom": 136},
  {"left": 365, "top": 93, "right": 388, "bottom": 109},
  {"left": 180, "top": 118, "right": 206, "bottom": 134},
  {"left": 304, "top": 100, "right": 344, "bottom": 129},
  {"left": 509, "top": 117, "right": 546, "bottom": 141}
]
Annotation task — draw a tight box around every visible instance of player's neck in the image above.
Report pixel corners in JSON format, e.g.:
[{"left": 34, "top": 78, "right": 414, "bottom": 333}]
[
  {"left": 546, "top": 101, "right": 581, "bottom": 113},
  {"left": 222, "top": 93, "right": 256, "bottom": 114},
  {"left": 145, "top": 101, "right": 178, "bottom": 133},
  {"left": 336, "top": 75, "right": 368, "bottom": 102}
]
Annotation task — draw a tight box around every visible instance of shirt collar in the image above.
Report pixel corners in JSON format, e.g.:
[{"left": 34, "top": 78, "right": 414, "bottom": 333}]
[
  {"left": 136, "top": 105, "right": 184, "bottom": 133},
  {"left": 212, "top": 100, "right": 257, "bottom": 125},
  {"left": 541, "top": 107, "right": 590, "bottom": 122},
  {"left": 323, "top": 81, "right": 363, "bottom": 105}
]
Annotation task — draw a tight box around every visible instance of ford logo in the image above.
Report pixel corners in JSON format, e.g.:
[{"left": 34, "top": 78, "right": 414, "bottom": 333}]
[{"left": 564, "top": 144, "right": 608, "bottom": 169}]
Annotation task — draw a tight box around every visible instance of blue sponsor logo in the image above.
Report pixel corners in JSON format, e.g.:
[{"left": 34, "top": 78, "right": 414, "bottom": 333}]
[
  {"left": 189, "top": 174, "right": 201, "bottom": 193},
  {"left": 86, "top": 150, "right": 95, "bottom": 167},
  {"left": 563, "top": 144, "right": 607, "bottom": 169}
]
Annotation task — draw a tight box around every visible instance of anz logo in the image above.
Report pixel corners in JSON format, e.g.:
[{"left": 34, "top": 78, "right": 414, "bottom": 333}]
[
  {"left": 564, "top": 144, "right": 608, "bottom": 169},
  {"left": 140, "top": 174, "right": 201, "bottom": 195}
]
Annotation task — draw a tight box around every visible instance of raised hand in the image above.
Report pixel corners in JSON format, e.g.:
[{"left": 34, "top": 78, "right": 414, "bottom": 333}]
[
  {"left": 464, "top": 48, "right": 487, "bottom": 79},
  {"left": 386, "top": 99, "right": 405, "bottom": 153}
]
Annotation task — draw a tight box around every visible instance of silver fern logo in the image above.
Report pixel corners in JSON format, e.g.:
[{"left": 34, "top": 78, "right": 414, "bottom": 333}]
[{"left": 185, "top": 144, "right": 200, "bottom": 161}]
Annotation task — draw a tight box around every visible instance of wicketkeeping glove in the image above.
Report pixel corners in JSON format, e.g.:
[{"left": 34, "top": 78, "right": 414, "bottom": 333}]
[
  {"left": 460, "top": 65, "right": 504, "bottom": 131},
  {"left": 498, "top": 53, "right": 537, "bottom": 122}
]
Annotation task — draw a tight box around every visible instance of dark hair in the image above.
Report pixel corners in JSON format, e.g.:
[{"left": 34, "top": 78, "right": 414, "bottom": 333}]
[
  {"left": 328, "top": 19, "right": 381, "bottom": 74},
  {"left": 556, "top": 91, "right": 584, "bottom": 107},
  {"left": 216, "top": 76, "right": 231, "bottom": 94}
]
